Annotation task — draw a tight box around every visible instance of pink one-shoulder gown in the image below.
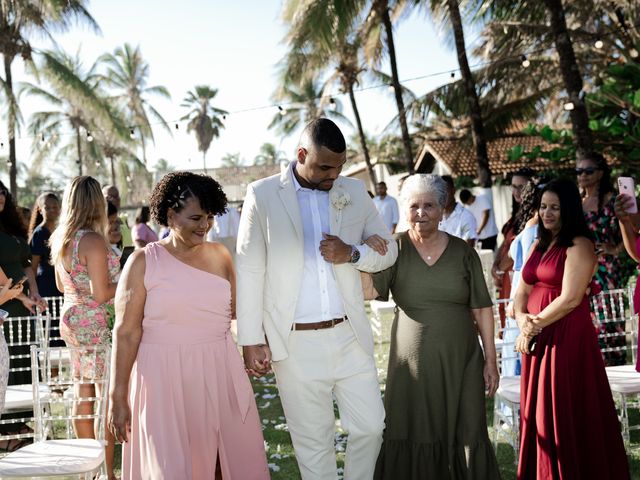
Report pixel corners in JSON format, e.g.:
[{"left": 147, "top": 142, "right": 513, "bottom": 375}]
[{"left": 122, "top": 243, "right": 269, "bottom": 479}]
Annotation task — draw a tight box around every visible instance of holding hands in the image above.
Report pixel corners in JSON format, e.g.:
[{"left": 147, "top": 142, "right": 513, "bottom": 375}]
[
  {"left": 243, "top": 344, "right": 272, "bottom": 377},
  {"left": 319, "top": 233, "right": 389, "bottom": 264}
]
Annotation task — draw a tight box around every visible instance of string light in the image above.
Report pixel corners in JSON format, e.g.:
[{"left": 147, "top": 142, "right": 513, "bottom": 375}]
[
  {"left": 4, "top": 23, "right": 640, "bottom": 148},
  {"left": 86, "top": 131, "right": 93, "bottom": 142},
  {"left": 129, "top": 128, "right": 135, "bottom": 139},
  {"left": 174, "top": 123, "right": 179, "bottom": 131},
  {"left": 223, "top": 114, "right": 226, "bottom": 120}
]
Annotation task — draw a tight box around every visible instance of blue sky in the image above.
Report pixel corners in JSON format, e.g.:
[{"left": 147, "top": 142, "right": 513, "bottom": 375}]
[{"left": 0, "top": 0, "right": 470, "bottom": 175}]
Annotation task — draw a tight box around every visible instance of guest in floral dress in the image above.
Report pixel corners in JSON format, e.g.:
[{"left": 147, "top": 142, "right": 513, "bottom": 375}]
[
  {"left": 578, "top": 153, "right": 635, "bottom": 366},
  {"left": 49, "top": 176, "right": 119, "bottom": 480}
]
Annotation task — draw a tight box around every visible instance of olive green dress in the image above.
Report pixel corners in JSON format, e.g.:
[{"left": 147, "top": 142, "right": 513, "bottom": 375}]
[{"left": 373, "top": 233, "right": 500, "bottom": 479}]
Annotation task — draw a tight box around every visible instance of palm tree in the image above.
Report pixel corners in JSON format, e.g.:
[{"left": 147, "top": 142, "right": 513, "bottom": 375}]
[
  {"left": 361, "top": 0, "right": 415, "bottom": 173},
  {"left": 0, "top": 0, "right": 99, "bottom": 198},
  {"left": 269, "top": 74, "right": 351, "bottom": 137},
  {"left": 416, "top": 0, "right": 492, "bottom": 186},
  {"left": 181, "top": 85, "right": 228, "bottom": 173},
  {"left": 281, "top": 17, "right": 379, "bottom": 185},
  {"left": 254, "top": 143, "right": 287, "bottom": 166},
  {"left": 99, "top": 43, "right": 172, "bottom": 164},
  {"left": 21, "top": 49, "right": 126, "bottom": 178},
  {"left": 542, "top": 0, "right": 594, "bottom": 159}
]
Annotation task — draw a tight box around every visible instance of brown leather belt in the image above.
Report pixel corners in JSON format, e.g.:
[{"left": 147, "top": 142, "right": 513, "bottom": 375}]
[{"left": 291, "top": 316, "right": 347, "bottom": 331}]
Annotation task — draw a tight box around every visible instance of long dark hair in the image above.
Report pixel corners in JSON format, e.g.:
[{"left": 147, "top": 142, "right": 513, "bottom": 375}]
[
  {"left": 536, "top": 179, "right": 593, "bottom": 252},
  {"left": 0, "top": 180, "right": 27, "bottom": 239},
  {"left": 509, "top": 167, "right": 535, "bottom": 221},
  {"left": 28, "top": 192, "right": 59, "bottom": 240},
  {"left": 579, "top": 152, "right": 614, "bottom": 211},
  {"left": 513, "top": 176, "right": 547, "bottom": 235}
]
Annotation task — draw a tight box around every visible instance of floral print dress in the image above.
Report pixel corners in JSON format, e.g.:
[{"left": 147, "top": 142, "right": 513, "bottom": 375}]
[
  {"left": 584, "top": 197, "right": 636, "bottom": 366},
  {"left": 60, "top": 230, "right": 120, "bottom": 377}
]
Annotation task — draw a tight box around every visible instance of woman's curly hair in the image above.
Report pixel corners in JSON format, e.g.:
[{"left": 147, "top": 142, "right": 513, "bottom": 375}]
[{"left": 150, "top": 172, "right": 227, "bottom": 226}]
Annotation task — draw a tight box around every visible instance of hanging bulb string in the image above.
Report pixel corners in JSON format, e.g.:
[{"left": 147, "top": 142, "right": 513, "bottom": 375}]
[{"left": 0, "top": 23, "right": 637, "bottom": 148}]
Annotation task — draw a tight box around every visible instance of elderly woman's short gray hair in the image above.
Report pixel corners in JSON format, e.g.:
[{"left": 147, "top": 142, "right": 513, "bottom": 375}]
[{"left": 400, "top": 174, "right": 448, "bottom": 209}]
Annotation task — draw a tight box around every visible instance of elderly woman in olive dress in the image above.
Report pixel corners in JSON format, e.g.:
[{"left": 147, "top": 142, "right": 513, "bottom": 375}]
[{"left": 362, "top": 174, "right": 500, "bottom": 479}]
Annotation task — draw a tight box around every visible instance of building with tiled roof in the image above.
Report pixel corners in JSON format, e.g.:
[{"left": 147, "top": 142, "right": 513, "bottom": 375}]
[{"left": 414, "top": 134, "right": 569, "bottom": 178}]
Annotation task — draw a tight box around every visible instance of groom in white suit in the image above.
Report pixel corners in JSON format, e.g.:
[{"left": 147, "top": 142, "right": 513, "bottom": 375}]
[{"left": 236, "top": 118, "right": 398, "bottom": 479}]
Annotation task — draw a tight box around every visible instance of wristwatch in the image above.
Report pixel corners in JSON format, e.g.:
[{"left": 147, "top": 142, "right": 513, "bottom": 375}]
[{"left": 349, "top": 245, "right": 361, "bottom": 264}]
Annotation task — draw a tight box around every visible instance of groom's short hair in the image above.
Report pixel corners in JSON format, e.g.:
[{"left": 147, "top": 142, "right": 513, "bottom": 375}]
[{"left": 302, "top": 118, "right": 346, "bottom": 154}]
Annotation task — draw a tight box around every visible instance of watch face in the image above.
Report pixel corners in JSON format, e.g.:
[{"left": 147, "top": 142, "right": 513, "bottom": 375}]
[{"left": 351, "top": 248, "right": 360, "bottom": 263}]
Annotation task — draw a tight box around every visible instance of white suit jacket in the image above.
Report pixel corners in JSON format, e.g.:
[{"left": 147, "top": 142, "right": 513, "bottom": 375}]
[{"left": 236, "top": 166, "right": 398, "bottom": 362}]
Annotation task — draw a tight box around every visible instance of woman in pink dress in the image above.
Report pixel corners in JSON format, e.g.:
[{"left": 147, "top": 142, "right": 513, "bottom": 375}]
[
  {"left": 132, "top": 206, "right": 158, "bottom": 249},
  {"left": 109, "top": 172, "right": 269, "bottom": 480},
  {"left": 514, "top": 179, "right": 629, "bottom": 479}
]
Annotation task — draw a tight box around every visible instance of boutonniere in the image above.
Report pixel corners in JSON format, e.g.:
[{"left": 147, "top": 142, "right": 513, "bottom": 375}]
[{"left": 330, "top": 190, "right": 351, "bottom": 211}]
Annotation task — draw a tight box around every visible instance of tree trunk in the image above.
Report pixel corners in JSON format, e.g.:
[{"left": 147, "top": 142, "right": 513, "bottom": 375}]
[
  {"left": 141, "top": 135, "right": 147, "bottom": 166},
  {"left": 110, "top": 156, "right": 116, "bottom": 186},
  {"left": 4, "top": 56, "right": 18, "bottom": 199},
  {"left": 543, "top": 0, "right": 594, "bottom": 160},
  {"left": 447, "top": 0, "right": 492, "bottom": 187},
  {"left": 75, "top": 127, "right": 83, "bottom": 176},
  {"left": 203, "top": 151, "right": 208, "bottom": 174},
  {"left": 381, "top": 5, "right": 414, "bottom": 175},
  {"left": 348, "top": 85, "right": 377, "bottom": 187}
]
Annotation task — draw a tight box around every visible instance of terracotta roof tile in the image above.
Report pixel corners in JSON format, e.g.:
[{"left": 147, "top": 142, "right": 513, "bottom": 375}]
[{"left": 416, "top": 135, "right": 568, "bottom": 177}]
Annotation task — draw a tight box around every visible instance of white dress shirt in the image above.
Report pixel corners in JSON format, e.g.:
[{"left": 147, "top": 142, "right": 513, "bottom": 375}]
[
  {"left": 291, "top": 168, "right": 347, "bottom": 323},
  {"left": 373, "top": 195, "right": 399, "bottom": 232},
  {"left": 207, "top": 208, "right": 240, "bottom": 241},
  {"left": 439, "top": 203, "right": 478, "bottom": 241},
  {"left": 465, "top": 194, "right": 498, "bottom": 239}
]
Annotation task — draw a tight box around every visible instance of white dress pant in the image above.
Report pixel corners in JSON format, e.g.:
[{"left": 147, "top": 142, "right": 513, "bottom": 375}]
[{"left": 272, "top": 321, "right": 385, "bottom": 480}]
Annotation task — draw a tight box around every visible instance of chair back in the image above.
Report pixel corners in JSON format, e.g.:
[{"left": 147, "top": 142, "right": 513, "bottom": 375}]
[
  {"left": 590, "top": 288, "right": 635, "bottom": 364},
  {"left": 30, "top": 345, "right": 111, "bottom": 443}
]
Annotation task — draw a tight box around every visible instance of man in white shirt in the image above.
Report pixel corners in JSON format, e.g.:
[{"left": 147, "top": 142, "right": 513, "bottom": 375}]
[
  {"left": 373, "top": 182, "right": 399, "bottom": 233},
  {"left": 459, "top": 189, "right": 499, "bottom": 250},
  {"left": 236, "top": 119, "right": 397, "bottom": 480},
  {"left": 439, "top": 175, "right": 477, "bottom": 246},
  {"left": 207, "top": 206, "right": 241, "bottom": 260}
]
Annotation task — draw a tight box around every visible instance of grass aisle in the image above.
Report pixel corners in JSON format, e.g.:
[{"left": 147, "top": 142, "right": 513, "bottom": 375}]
[{"left": 254, "top": 322, "right": 640, "bottom": 479}]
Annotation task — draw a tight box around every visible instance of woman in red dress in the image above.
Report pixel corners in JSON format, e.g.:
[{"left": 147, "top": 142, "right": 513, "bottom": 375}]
[{"left": 514, "top": 178, "right": 629, "bottom": 479}]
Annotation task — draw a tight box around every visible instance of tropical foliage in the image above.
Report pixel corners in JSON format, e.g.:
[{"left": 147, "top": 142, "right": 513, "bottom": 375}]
[{"left": 181, "top": 85, "right": 228, "bottom": 173}]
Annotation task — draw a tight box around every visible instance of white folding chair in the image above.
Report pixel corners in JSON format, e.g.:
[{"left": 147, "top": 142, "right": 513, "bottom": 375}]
[
  {"left": 593, "top": 287, "right": 640, "bottom": 450},
  {"left": 490, "top": 298, "right": 521, "bottom": 463},
  {"left": 369, "top": 298, "right": 396, "bottom": 344},
  {"left": 0, "top": 314, "right": 50, "bottom": 454},
  {"left": 0, "top": 344, "right": 111, "bottom": 479}
]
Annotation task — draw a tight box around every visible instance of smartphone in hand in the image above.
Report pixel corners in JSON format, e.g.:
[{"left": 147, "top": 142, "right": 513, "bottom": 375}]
[{"left": 617, "top": 177, "right": 638, "bottom": 214}]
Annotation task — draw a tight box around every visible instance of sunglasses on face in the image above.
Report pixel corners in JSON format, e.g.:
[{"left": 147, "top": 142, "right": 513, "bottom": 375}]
[{"left": 576, "top": 167, "right": 598, "bottom": 176}]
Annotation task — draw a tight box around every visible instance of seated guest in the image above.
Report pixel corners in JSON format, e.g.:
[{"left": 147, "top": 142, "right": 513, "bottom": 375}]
[
  {"left": 439, "top": 175, "right": 477, "bottom": 246},
  {"left": 109, "top": 172, "right": 269, "bottom": 479},
  {"left": 460, "top": 188, "right": 499, "bottom": 250},
  {"left": 362, "top": 174, "right": 500, "bottom": 479},
  {"left": 514, "top": 179, "right": 629, "bottom": 479}
]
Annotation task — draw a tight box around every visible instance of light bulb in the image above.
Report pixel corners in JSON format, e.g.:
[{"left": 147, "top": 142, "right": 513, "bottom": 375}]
[
  {"left": 521, "top": 55, "right": 530, "bottom": 68},
  {"left": 563, "top": 101, "right": 575, "bottom": 111},
  {"left": 595, "top": 39, "right": 604, "bottom": 49}
]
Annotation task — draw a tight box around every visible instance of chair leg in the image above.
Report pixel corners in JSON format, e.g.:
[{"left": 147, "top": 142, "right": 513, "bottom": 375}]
[
  {"left": 492, "top": 396, "right": 500, "bottom": 451},
  {"left": 513, "top": 403, "right": 520, "bottom": 466},
  {"left": 620, "top": 394, "right": 630, "bottom": 450}
]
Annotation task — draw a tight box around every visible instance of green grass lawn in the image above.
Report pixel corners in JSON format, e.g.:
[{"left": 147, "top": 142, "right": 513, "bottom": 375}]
[{"left": 105, "top": 314, "right": 640, "bottom": 478}]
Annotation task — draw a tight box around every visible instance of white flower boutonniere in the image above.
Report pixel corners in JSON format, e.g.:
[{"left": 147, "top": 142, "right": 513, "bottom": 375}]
[{"left": 330, "top": 190, "right": 351, "bottom": 211}]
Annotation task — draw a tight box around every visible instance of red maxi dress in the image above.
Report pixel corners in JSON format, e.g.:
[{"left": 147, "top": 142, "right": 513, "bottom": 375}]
[{"left": 518, "top": 244, "right": 629, "bottom": 479}]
